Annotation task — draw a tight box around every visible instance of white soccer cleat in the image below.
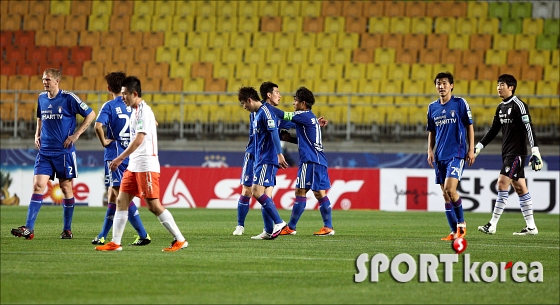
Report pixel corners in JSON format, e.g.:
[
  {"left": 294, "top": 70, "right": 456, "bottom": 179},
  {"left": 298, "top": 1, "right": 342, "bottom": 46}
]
[
  {"left": 513, "top": 226, "right": 538, "bottom": 235},
  {"left": 250, "top": 231, "right": 272, "bottom": 240},
  {"left": 271, "top": 221, "right": 287, "bottom": 239},
  {"left": 232, "top": 225, "right": 244, "bottom": 236},
  {"left": 478, "top": 222, "right": 496, "bottom": 235}
]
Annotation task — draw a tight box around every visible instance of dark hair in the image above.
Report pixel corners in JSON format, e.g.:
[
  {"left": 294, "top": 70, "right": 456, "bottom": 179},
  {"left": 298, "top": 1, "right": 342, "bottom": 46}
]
[
  {"left": 294, "top": 87, "right": 315, "bottom": 109},
  {"left": 121, "top": 76, "right": 142, "bottom": 97},
  {"left": 497, "top": 74, "right": 517, "bottom": 95},
  {"left": 105, "top": 71, "right": 126, "bottom": 94},
  {"left": 238, "top": 86, "right": 260, "bottom": 103},
  {"left": 259, "top": 81, "right": 278, "bottom": 101},
  {"left": 434, "top": 71, "right": 454, "bottom": 91}
]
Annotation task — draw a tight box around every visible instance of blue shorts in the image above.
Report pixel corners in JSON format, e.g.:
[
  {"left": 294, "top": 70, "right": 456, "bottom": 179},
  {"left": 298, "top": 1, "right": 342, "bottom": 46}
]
[
  {"left": 434, "top": 157, "right": 465, "bottom": 184},
  {"left": 240, "top": 152, "right": 254, "bottom": 187},
  {"left": 295, "top": 162, "right": 331, "bottom": 191},
  {"left": 34, "top": 152, "right": 78, "bottom": 181},
  {"left": 253, "top": 163, "right": 277, "bottom": 187},
  {"left": 104, "top": 160, "right": 128, "bottom": 187}
]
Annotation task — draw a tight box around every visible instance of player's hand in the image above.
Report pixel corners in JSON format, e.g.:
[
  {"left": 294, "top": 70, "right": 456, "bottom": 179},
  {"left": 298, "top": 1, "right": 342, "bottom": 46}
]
[
  {"left": 277, "top": 153, "right": 288, "bottom": 169},
  {"left": 109, "top": 157, "right": 123, "bottom": 172},
  {"left": 466, "top": 150, "right": 475, "bottom": 166},
  {"left": 34, "top": 136, "right": 41, "bottom": 149},
  {"left": 474, "top": 143, "right": 484, "bottom": 157},
  {"left": 63, "top": 134, "right": 79, "bottom": 148},
  {"left": 528, "top": 147, "right": 543, "bottom": 171},
  {"left": 427, "top": 151, "right": 435, "bottom": 168},
  {"left": 102, "top": 139, "right": 115, "bottom": 148},
  {"left": 318, "top": 116, "right": 328, "bottom": 127},
  {"left": 279, "top": 129, "right": 291, "bottom": 141}
]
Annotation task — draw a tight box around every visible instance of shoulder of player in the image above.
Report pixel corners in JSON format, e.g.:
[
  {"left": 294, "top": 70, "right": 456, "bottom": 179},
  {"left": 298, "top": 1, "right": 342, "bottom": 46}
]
[{"left": 60, "top": 89, "right": 84, "bottom": 102}]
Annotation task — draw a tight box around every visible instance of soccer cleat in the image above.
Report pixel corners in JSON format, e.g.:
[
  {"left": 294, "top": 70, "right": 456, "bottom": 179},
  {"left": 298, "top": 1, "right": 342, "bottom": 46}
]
[
  {"left": 271, "top": 221, "right": 287, "bottom": 239},
  {"left": 441, "top": 232, "right": 456, "bottom": 241},
  {"left": 129, "top": 234, "right": 151, "bottom": 246},
  {"left": 280, "top": 226, "right": 297, "bottom": 235},
  {"left": 250, "top": 231, "right": 272, "bottom": 240},
  {"left": 95, "top": 241, "right": 122, "bottom": 251},
  {"left": 478, "top": 222, "right": 496, "bottom": 235},
  {"left": 60, "top": 230, "right": 73, "bottom": 239},
  {"left": 232, "top": 225, "right": 244, "bottom": 236},
  {"left": 162, "top": 239, "right": 188, "bottom": 252},
  {"left": 456, "top": 222, "right": 466, "bottom": 238},
  {"left": 92, "top": 236, "right": 106, "bottom": 245},
  {"left": 513, "top": 226, "right": 538, "bottom": 236},
  {"left": 11, "top": 226, "right": 34, "bottom": 240},
  {"left": 313, "top": 226, "right": 335, "bottom": 236}
]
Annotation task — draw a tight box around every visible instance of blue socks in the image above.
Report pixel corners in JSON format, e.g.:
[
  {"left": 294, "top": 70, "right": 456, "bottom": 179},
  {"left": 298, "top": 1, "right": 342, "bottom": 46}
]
[
  {"left": 445, "top": 202, "right": 458, "bottom": 232},
  {"left": 257, "top": 194, "right": 283, "bottom": 225},
  {"left": 261, "top": 206, "right": 274, "bottom": 234},
  {"left": 127, "top": 202, "right": 148, "bottom": 239},
  {"left": 62, "top": 198, "right": 75, "bottom": 231},
  {"left": 237, "top": 195, "right": 251, "bottom": 226},
  {"left": 452, "top": 198, "right": 465, "bottom": 223},
  {"left": 98, "top": 203, "right": 116, "bottom": 238},
  {"left": 25, "top": 194, "right": 44, "bottom": 230},
  {"left": 319, "top": 196, "right": 333, "bottom": 228},
  {"left": 288, "top": 196, "right": 307, "bottom": 230}
]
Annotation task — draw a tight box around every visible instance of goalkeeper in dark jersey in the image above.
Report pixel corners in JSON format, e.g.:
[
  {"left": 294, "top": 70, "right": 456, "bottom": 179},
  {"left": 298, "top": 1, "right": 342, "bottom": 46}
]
[{"left": 475, "top": 74, "right": 542, "bottom": 236}]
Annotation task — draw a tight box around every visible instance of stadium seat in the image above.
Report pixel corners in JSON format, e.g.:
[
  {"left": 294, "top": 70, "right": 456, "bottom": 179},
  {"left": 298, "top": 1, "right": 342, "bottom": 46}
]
[
  {"left": 507, "top": 50, "right": 529, "bottom": 66},
  {"left": 130, "top": 15, "right": 152, "bottom": 32},
  {"left": 510, "top": 2, "right": 532, "bottom": 19},
  {"left": 282, "top": 16, "right": 303, "bottom": 33},
  {"left": 321, "top": 1, "right": 342, "bottom": 17},
  {"left": 104, "top": 61, "right": 126, "bottom": 75},
  {"left": 321, "top": 63, "right": 343, "bottom": 82},
  {"left": 317, "top": 32, "right": 337, "bottom": 49},
  {"left": 274, "top": 32, "right": 295, "bottom": 49},
  {"left": 8, "top": 75, "right": 30, "bottom": 90},
  {"left": 427, "top": 1, "right": 457, "bottom": 17},
  {"left": 384, "top": 1, "right": 405, "bottom": 17},
  {"left": 303, "top": 16, "right": 324, "bottom": 33},
  {"left": 266, "top": 49, "right": 287, "bottom": 64},
  {"left": 17, "top": 61, "right": 38, "bottom": 76},
  {"left": 401, "top": 79, "right": 425, "bottom": 105},
  {"left": 50, "top": 0, "right": 71, "bottom": 15},
  {"left": 279, "top": 1, "right": 300, "bottom": 17},
  {"left": 152, "top": 15, "right": 173, "bottom": 32},
  {"left": 514, "top": 34, "right": 536, "bottom": 50},
  {"left": 498, "top": 64, "right": 521, "bottom": 78},
  {"left": 434, "top": 17, "right": 455, "bottom": 34},
  {"left": 258, "top": 0, "right": 280, "bottom": 17},
  {"left": 387, "top": 63, "right": 410, "bottom": 80},
  {"left": 361, "top": 1, "right": 384, "bottom": 18},
  {"left": 433, "top": 63, "right": 455, "bottom": 76},
  {"left": 501, "top": 18, "right": 523, "bottom": 35},
  {"left": 462, "top": 49, "right": 485, "bottom": 66},
  {"left": 154, "top": 0, "right": 176, "bottom": 16},
  {"left": 256, "top": 62, "right": 278, "bottom": 80},
  {"left": 91, "top": 0, "right": 112, "bottom": 15},
  {"left": 485, "top": 49, "right": 507, "bottom": 65},
  {"left": 404, "top": 1, "right": 426, "bottom": 17},
  {"left": 112, "top": 46, "right": 134, "bottom": 63},
  {"left": 410, "top": 17, "right": 433, "bottom": 34},
  {"left": 390, "top": 17, "right": 411, "bottom": 34},
  {"left": 237, "top": 17, "right": 259, "bottom": 33},
  {"left": 426, "top": 33, "right": 448, "bottom": 49},
  {"left": 287, "top": 48, "right": 309, "bottom": 64},
  {"left": 5, "top": 46, "right": 27, "bottom": 63},
  {"left": 352, "top": 48, "right": 373, "bottom": 64},
  {"left": 0, "top": 60, "right": 17, "bottom": 76},
  {"left": 448, "top": 33, "right": 469, "bottom": 50},
  {"left": 299, "top": 63, "right": 321, "bottom": 80},
  {"left": 45, "top": 14, "right": 66, "bottom": 31},
  {"left": 78, "top": 30, "right": 100, "bottom": 46},
  {"left": 477, "top": 18, "right": 500, "bottom": 34},
  {"left": 477, "top": 64, "right": 499, "bottom": 81},
  {"left": 410, "top": 64, "right": 433, "bottom": 81},
  {"left": 170, "top": 61, "right": 192, "bottom": 78},
  {"left": 244, "top": 48, "right": 266, "bottom": 65},
  {"left": 143, "top": 32, "right": 164, "bottom": 47},
  {"left": 325, "top": 16, "right": 346, "bottom": 33},
  {"left": 469, "top": 80, "right": 493, "bottom": 96},
  {"left": 419, "top": 48, "right": 442, "bottom": 64},
  {"left": 521, "top": 65, "right": 544, "bottom": 81},
  {"left": 360, "top": 33, "right": 382, "bottom": 49},
  {"left": 49, "top": 46, "right": 70, "bottom": 63},
  {"left": 535, "top": 80, "right": 559, "bottom": 105},
  {"left": 27, "top": 46, "right": 49, "bottom": 63},
  {"left": 523, "top": 18, "right": 544, "bottom": 35},
  {"left": 172, "top": 15, "right": 194, "bottom": 32},
  {"left": 543, "top": 19, "right": 560, "bottom": 36},
  {"left": 62, "top": 62, "right": 83, "bottom": 77},
  {"left": 366, "top": 63, "right": 389, "bottom": 80},
  {"left": 492, "top": 34, "right": 515, "bottom": 50},
  {"left": 100, "top": 31, "right": 122, "bottom": 48},
  {"left": 379, "top": 79, "right": 403, "bottom": 103},
  {"left": 381, "top": 33, "right": 403, "bottom": 49},
  {"left": 308, "top": 48, "right": 330, "bottom": 65},
  {"left": 65, "top": 14, "right": 87, "bottom": 32},
  {"left": 8, "top": 0, "right": 29, "bottom": 15},
  {"left": 127, "top": 62, "right": 147, "bottom": 78},
  {"left": 156, "top": 46, "right": 178, "bottom": 63},
  {"left": 207, "top": 32, "right": 229, "bottom": 49},
  {"left": 337, "top": 32, "right": 360, "bottom": 49},
  {"left": 260, "top": 16, "right": 282, "bottom": 32},
  {"left": 343, "top": 63, "right": 366, "bottom": 80},
  {"left": 341, "top": 1, "right": 363, "bottom": 17},
  {"left": 544, "top": 65, "right": 559, "bottom": 82},
  {"left": 528, "top": 50, "right": 551, "bottom": 66},
  {"left": 217, "top": 16, "right": 238, "bottom": 33},
  {"left": 536, "top": 34, "right": 559, "bottom": 50},
  {"left": 552, "top": 50, "right": 559, "bottom": 65},
  {"left": 23, "top": 14, "right": 45, "bottom": 31},
  {"left": 184, "top": 32, "right": 207, "bottom": 49},
  {"left": 374, "top": 48, "right": 395, "bottom": 64},
  {"left": 300, "top": 1, "right": 322, "bottom": 17},
  {"left": 200, "top": 48, "right": 222, "bottom": 63},
  {"left": 92, "top": 46, "right": 113, "bottom": 62},
  {"left": 133, "top": 0, "right": 155, "bottom": 16},
  {"left": 345, "top": 17, "right": 367, "bottom": 33},
  {"left": 368, "top": 17, "right": 390, "bottom": 34},
  {"left": 470, "top": 34, "right": 492, "bottom": 50},
  {"left": 136, "top": 45, "right": 157, "bottom": 62},
  {"left": 164, "top": 31, "right": 186, "bottom": 48},
  {"left": 395, "top": 48, "right": 418, "bottom": 64},
  {"left": 467, "top": 1, "right": 488, "bottom": 18},
  {"left": 516, "top": 80, "right": 536, "bottom": 96},
  {"left": 456, "top": 17, "right": 478, "bottom": 34},
  {"left": 1, "top": 14, "right": 21, "bottom": 31},
  {"left": 35, "top": 30, "right": 57, "bottom": 47},
  {"left": 277, "top": 63, "right": 300, "bottom": 80},
  {"left": 488, "top": 2, "right": 510, "bottom": 19},
  {"left": 88, "top": 14, "right": 110, "bottom": 31},
  {"left": 220, "top": 47, "right": 242, "bottom": 64}
]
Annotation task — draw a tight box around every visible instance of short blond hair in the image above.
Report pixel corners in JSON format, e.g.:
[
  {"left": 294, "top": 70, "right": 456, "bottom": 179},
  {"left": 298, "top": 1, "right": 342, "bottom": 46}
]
[{"left": 43, "top": 68, "right": 61, "bottom": 80}]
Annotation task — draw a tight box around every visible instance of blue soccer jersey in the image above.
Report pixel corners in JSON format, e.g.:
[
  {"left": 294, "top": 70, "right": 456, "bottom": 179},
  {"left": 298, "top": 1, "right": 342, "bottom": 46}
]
[
  {"left": 426, "top": 95, "right": 473, "bottom": 161},
  {"left": 252, "top": 104, "right": 282, "bottom": 167},
  {"left": 96, "top": 96, "right": 132, "bottom": 162},
  {"left": 36, "top": 90, "right": 92, "bottom": 155},
  {"left": 286, "top": 110, "right": 328, "bottom": 166}
]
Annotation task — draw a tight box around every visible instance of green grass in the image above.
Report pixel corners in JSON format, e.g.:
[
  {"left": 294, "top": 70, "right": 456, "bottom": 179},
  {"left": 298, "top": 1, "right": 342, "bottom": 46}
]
[{"left": 1, "top": 206, "right": 558, "bottom": 304}]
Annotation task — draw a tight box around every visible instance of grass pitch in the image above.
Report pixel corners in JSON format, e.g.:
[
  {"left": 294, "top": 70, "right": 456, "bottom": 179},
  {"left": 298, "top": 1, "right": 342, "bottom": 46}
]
[{"left": 1, "top": 206, "right": 558, "bottom": 304}]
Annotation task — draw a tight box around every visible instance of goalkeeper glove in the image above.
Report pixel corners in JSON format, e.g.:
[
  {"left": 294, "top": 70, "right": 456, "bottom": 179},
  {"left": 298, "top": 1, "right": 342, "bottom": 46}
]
[
  {"left": 528, "top": 147, "right": 543, "bottom": 171},
  {"left": 474, "top": 143, "right": 484, "bottom": 157}
]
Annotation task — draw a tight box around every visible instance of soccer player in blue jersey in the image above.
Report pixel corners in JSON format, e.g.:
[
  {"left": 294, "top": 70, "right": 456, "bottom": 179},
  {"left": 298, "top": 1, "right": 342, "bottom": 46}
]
[
  {"left": 91, "top": 71, "right": 151, "bottom": 246},
  {"left": 233, "top": 82, "right": 294, "bottom": 236},
  {"left": 268, "top": 87, "right": 335, "bottom": 236},
  {"left": 11, "top": 68, "right": 96, "bottom": 240},
  {"left": 238, "top": 86, "right": 288, "bottom": 240},
  {"left": 426, "top": 72, "right": 475, "bottom": 241},
  {"left": 475, "top": 74, "right": 541, "bottom": 235}
]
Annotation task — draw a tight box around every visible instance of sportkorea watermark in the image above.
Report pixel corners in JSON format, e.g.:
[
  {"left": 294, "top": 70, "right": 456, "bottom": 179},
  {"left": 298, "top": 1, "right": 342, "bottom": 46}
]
[{"left": 354, "top": 238, "right": 543, "bottom": 283}]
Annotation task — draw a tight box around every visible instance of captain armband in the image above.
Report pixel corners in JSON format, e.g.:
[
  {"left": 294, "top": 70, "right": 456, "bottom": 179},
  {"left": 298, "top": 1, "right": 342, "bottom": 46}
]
[{"left": 283, "top": 112, "right": 294, "bottom": 121}]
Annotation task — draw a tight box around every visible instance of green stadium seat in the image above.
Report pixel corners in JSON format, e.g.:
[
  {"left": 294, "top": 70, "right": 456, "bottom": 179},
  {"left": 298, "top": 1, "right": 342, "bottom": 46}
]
[
  {"left": 501, "top": 18, "right": 523, "bottom": 35},
  {"left": 543, "top": 19, "right": 560, "bottom": 36},
  {"left": 510, "top": 2, "right": 532, "bottom": 19},
  {"left": 488, "top": 2, "right": 510, "bottom": 19},
  {"left": 536, "top": 34, "right": 559, "bottom": 50}
]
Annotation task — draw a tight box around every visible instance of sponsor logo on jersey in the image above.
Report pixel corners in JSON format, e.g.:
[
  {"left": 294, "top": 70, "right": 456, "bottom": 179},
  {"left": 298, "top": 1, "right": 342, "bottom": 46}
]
[
  {"left": 521, "top": 115, "right": 530, "bottom": 124},
  {"left": 267, "top": 119, "right": 276, "bottom": 128}
]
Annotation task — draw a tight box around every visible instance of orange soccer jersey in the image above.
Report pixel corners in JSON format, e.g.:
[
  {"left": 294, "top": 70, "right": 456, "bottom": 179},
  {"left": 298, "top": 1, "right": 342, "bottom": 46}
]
[{"left": 120, "top": 170, "right": 160, "bottom": 199}]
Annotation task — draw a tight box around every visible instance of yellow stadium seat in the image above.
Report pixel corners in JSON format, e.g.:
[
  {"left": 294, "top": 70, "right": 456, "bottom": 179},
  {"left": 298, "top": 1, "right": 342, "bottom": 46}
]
[
  {"left": 88, "top": 14, "right": 110, "bottom": 31},
  {"left": 514, "top": 34, "right": 536, "bottom": 50},
  {"left": 217, "top": 16, "right": 238, "bottom": 33},
  {"left": 164, "top": 31, "right": 186, "bottom": 48},
  {"left": 186, "top": 32, "right": 208, "bottom": 48},
  {"left": 133, "top": 0, "right": 154, "bottom": 16},
  {"left": 523, "top": 18, "right": 544, "bottom": 35},
  {"left": 234, "top": 63, "right": 257, "bottom": 80},
  {"left": 337, "top": 79, "right": 359, "bottom": 94},
  {"left": 477, "top": 18, "right": 500, "bottom": 34},
  {"left": 390, "top": 17, "right": 411, "bottom": 34},
  {"left": 256, "top": 63, "right": 278, "bottom": 80},
  {"left": 50, "top": 0, "right": 71, "bottom": 15},
  {"left": 433, "top": 63, "right": 454, "bottom": 75},
  {"left": 358, "top": 78, "right": 380, "bottom": 94},
  {"left": 274, "top": 32, "right": 295, "bottom": 49},
  {"left": 402, "top": 79, "right": 426, "bottom": 104},
  {"left": 469, "top": 80, "right": 493, "bottom": 95},
  {"left": 299, "top": 63, "right": 321, "bottom": 80},
  {"left": 244, "top": 48, "right": 265, "bottom": 65},
  {"left": 207, "top": 32, "right": 230, "bottom": 49},
  {"left": 200, "top": 48, "right": 222, "bottom": 63},
  {"left": 252, "top": 32, "right": 274, "bottom": 49},
  {"left": 452, "top": 80, "right": 469, "bottom": 96},
  {"left": 321, "top": 63, "right": 343, "bottom": 81},
  {"left": 448, "top": 33, "right": 470, "bottom": 50},
  {"left": 456, "top": 17, "right": 478, "bottom": 34},
  {"left": 485, "top": 50, "right": 507, "bottom": 65},
  {"left": 196, "top": 16, "right": 217, "bottom": 33},
  {"left": 337, "top": 32, "right": 360, "bottom": 49},
  {"left": 172, "top": 15, "right": 194, "bottom": 32},
  {"left": 316, "top": 32, "right": 337, "bottom": 49},
  {"left": 343, "top": 63, "right": 366, "bottom": 80},
  {"left": 283, "top": 16, "right": 303, "bottom": 33},
  {"left": 308, "top": 48, "right": 330, "bottom": 65},
  {"left": 366, "top": 63, "right": 389, "bottom": 80},
  {"left": 324, "top": 16, "right": 345, "bottom": 33},
  {"left": 467, "top": 1, "right": 488, "bottom": 18},
  {"left": 300, "top": 1, "right": 322, "bottom": 17},
  {"left": 379, "top": 79, "right": 403, "bottom": 101},
  {"left": 434, "top": 17, "right": 455, "bottom": 34},
  {"left": 294, "top": 32, "right": 317, "bottom": 49},
  {"left": 277, "top": 63, "right": 300, "bottom": 80},
  {"left": 516, "top": 80, "right": 536, "bottom": 96},
  {"left": 152, "top": 15, "right": 173, "bottom": 32},
  {"left": 170, "top": 62, "right": 192, "bottom": 78},
  {"left": 267, "top": 49, "right": 287, "bottom": 64},
  {"left": 220, "top": 47, "right": 243, "bottom": 64},
  {"left": 535, "top": 80, "right": 559, "bottom": 105},
  {"left": 287, "top": 48, "right": 309, "bottom": 64},
  {"left": 368, "top": 17, "right": 391, "bottom": 33},
  {"left": 387, "top": 63, "right": 410, "bottom": 80},
  {"left": 130, "top": 15, "right": 152, "bottom": 32},
  {"left": 280, "top": 1, "right": 301, "bottom": 17},
  {"left": 552, "top": 50, "right": 559, "bottom": 65},
  {"left": 330, "top": 48, "right": 352, "bottom": 65},
  {"left": 492, "top": 34, "right": 515, "bottom": 50},
  {"left": 410, "top": 64, "right": 433, "bottom": 81},
  {"left": 216, "top": 0, "right": 238, "bottom": 17},
  {"left": 374, "top": 48, "right": 396, "bottom": 63},
  {"left": 410, "top": 17, "right": 433, "bottom": 34},
  {"left": 155, "top": 0, "right": 177, "bottom": 16},
  {"left": 177, "top": 47, "right": 199, "bottom": 63},
  {"left": 156, "top": 46, "right": 178, "bottom": 63},
  {"left": 258, "top": 0, "right": 280, "bottom": 17},
  {"left": 544, "top": 65, "right": 559, "bottom": 82},
  {"left": 228, "top": 32, "right": 251, "bottom": 49},
  {"left": 237, "top": 17, "right": 259, "bottom": 33}
]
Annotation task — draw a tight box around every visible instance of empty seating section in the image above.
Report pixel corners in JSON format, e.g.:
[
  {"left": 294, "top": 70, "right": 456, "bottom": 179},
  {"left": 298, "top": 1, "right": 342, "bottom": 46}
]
[{"left": 1, "top": 0, "right": 559, "bottom": 132}]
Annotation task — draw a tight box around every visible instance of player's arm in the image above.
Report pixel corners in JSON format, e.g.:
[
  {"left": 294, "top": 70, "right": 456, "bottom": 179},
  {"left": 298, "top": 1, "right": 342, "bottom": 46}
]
[
  {"left": 466, "top": 124, "right": 475, "bottom": 166},
  {"left": 64, "top": 110, "right": 95, "bottom": 148},
  {"left": 522, "top": 105, "right": 543, "bottom": 171},
  {"left": 427, "top": 131, "right": 436, "bottom": 168},
  {"left": 110, "top": 132, "right": 144, "bottom": 171},
  {"left": 268, "top": 120, "right": 288, "bottom": 169},
  {"left": 34, "top": 118, "right": 42, "bottom": 149},
  {"left": 94, "top": 122, "right": 113, "bottom": 148}
]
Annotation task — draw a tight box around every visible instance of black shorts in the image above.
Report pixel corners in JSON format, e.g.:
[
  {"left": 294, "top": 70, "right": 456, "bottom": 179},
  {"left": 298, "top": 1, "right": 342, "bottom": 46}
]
[{"left": 500, "top": 155, "right": 526, "bottom": 181}]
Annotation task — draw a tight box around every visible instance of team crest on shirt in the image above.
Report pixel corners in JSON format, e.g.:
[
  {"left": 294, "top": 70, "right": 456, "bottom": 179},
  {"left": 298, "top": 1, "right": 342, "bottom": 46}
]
[
  {"left": 450, "top": 110, "right": 455, "bottom": 117},
  {"left": 58, "top": 106, "right": 62, "bottom": 113},
  {"left": 505, "top": 166, "right": 510, "bottom": 173},
  {"left": 508, "top": 108, "right": 512, "bottom": 115}
]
